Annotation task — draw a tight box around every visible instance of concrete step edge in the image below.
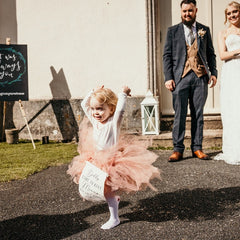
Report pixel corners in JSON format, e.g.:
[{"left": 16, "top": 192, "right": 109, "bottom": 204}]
[{"left": 137, "top": 129, "right": 222, "bottom": 140}]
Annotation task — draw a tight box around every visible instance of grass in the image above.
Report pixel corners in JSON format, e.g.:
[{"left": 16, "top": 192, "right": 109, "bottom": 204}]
[{"left": 0, "top": 140, "right": 78, "bottom": 182}]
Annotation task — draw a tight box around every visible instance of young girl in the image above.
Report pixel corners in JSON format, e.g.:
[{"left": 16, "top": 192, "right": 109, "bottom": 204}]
[{"left": 67, "top": 85, "right": 160, "bottom": 229}]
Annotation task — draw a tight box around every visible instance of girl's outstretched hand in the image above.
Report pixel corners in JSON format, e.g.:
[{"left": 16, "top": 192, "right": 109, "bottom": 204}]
[
  {"left": 95, "top": 85, "right": 104, "bottom": 91},
  {"left": 123, "top": 86, "right": 131, "bottom": 96}
]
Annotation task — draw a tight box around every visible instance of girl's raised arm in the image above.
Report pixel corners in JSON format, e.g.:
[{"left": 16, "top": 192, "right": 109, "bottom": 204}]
[{"left": 81, "top": 90, "right": 94, "bottom": 123}]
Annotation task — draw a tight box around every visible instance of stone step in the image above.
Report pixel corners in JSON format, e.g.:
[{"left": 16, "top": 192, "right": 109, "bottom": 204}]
[
  {"left": 136, "top": 129, "right": 222, "bottom": 149},
  {"left": 160, "top": 115, "right": 222, "bottom": 131}
]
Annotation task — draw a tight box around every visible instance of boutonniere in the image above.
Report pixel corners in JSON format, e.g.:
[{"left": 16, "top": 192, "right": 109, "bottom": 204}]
[{"left": 198, "top": 28, "right": 206, "bottom": 39}]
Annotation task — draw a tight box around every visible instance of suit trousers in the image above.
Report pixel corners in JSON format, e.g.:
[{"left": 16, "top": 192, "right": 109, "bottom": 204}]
[{"left": 172, "top": 71, "right": 208, "bottom": 153}]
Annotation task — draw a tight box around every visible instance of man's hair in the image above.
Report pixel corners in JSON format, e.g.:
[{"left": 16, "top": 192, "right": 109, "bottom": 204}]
[{"left": 180, "top": 0, "right": 196, "bottom": 7}]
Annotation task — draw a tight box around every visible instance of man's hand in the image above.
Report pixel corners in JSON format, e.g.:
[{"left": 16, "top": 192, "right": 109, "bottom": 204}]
[
  {"left": 165, "top": 80, "right": 176, "bottom": 91},
  {"left": 208, "top": 75, "right": 217, "bottom": 88}
]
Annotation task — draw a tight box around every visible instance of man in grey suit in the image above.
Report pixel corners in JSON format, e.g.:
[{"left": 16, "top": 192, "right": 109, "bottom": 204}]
[{"left": 163, "top": 0, "right": 217, "bottom": 162}]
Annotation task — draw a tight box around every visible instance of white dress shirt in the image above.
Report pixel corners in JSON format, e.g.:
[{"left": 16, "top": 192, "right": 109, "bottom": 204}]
[{"left": 183, "top": 22, "right": 197, "bottom": 45}]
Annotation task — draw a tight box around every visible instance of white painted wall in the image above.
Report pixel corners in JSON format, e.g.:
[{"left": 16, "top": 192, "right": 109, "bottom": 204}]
[{"left": 16, "top": 0, "right": 149, "bottom": 99}]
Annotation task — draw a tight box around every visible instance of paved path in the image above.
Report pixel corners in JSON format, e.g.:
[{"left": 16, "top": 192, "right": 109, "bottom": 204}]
[{"left": 0, "top": 150, "right": 240, "bottom": 240}]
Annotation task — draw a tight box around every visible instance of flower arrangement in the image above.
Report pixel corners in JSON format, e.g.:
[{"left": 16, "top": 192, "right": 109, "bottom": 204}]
[{"left": 198, "top": 28, "right": 206, "bottom": 39}]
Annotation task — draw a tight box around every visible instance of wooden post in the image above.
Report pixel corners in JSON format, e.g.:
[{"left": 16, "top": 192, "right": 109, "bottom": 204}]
[
  {"left": 18, "top": 100, "right": 36, "bottom": 149},
  {"left": 1, "top": 101, "right": 7, "bottom": 141},
  {"left": 1, "top": 38, "right": 11, "bottom": 141},
  {"left": 6, "top": 38, "right": 11, "bottom": 45}
]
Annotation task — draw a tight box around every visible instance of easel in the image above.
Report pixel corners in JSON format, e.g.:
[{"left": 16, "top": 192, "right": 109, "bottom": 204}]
[
  {"left": 2, "top": 38, "right": 35, "bottom": 149},
  {"left": 1, "top": 100, "right": 7, "bottom": 141},
  {"left": 19, "top": 100, "right": 36, "bottom": 149},
  {"left": 1, "top": 38, "right": 11, "bottom": 142}
]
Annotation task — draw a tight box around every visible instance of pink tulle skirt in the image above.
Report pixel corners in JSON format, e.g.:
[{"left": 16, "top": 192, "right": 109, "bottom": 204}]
[{"left": 67, "top": 120, "right": 161, "bottom": 194}]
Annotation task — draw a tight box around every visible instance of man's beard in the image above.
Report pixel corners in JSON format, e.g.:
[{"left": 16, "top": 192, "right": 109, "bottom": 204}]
[{"left": 182, "top": 16, "right": 196, "bottom": 27}]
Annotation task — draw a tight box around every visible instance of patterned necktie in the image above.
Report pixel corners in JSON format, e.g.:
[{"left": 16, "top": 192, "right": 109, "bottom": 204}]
[{"left": 188, "top": 28, "right": 195, "bottom": 45}]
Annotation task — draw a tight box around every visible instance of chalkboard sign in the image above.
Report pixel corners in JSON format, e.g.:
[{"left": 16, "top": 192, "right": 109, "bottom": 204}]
[{"left": 0, "top": 44, "right": 28, "bottom": 101}]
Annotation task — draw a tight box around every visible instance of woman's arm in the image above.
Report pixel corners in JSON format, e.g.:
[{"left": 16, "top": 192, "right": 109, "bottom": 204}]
[{"left": 218, "top": 30, "right": 240, "bottom": 61}]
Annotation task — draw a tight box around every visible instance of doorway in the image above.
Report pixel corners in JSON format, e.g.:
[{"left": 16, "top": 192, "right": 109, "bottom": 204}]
[{"left": 151, "top": 0, "right": 221, "bottom": 116}]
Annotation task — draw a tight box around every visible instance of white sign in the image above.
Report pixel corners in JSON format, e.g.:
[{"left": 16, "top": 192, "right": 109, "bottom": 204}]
[{"left": 78, "top": 161, "right": 108, "bottom": 202}]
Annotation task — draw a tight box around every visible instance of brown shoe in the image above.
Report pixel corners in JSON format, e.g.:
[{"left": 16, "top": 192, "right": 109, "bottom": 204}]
[
  {"left": 193, "top": 150, "right": 210, "bottom": 160},
  {"left": 168, "top": 152, "right": 183, "bottom": 162}
]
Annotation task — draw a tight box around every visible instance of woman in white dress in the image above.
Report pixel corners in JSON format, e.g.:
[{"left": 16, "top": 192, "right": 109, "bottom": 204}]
[{"left": 214, "top": 1, "right": 240, "bottom": 164}]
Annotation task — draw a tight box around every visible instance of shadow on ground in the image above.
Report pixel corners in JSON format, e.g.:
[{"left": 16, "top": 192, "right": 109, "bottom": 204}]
[
  {"left": 121, "top": 186, "right": 240, "bottom": 222},
  {"left": 0, "top": 201, "right": 129, "bottom": 240},
  {"left": 1, "top": 187, "right": 239, "bottom": 239}
]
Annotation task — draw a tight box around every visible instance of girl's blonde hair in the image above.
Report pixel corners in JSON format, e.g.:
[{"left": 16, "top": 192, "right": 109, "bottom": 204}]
[
  {"left": 92, "top": 88, "right": 118, "bottom": 115},
  {"left": 224, "top": 1, "right": 240, "bottom": 24}
]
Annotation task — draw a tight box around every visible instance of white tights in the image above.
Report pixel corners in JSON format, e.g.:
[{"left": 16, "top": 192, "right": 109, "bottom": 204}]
[{"left": 101, "top": 196, "right": 120, "bottom": 229}]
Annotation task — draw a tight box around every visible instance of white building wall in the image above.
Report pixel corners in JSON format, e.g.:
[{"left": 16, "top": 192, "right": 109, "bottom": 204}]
[{"left": 16, "top": 0, "right": 149, "bottom": 99}]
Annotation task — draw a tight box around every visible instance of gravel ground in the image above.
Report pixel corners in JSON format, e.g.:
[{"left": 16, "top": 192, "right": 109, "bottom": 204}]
[{"left": 0, "top": 150, "right": 240, "bottom": 240}]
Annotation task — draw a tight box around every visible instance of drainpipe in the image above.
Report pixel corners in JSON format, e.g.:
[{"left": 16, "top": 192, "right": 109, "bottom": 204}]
[{"left": 146, "top": 0, "right": 157, "bottom": 96}]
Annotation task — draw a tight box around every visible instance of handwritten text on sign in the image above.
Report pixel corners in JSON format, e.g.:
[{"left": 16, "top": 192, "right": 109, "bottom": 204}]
[
  {"left": 0, "top": 45, "right": 28, "bottom": 101},
  {"left": 78, "top": 161, "right": 108, "bottom": 202}
]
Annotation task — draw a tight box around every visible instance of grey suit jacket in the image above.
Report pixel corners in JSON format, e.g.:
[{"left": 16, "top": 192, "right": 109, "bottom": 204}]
[{"left": 163, "top": 22, "right": 218, "bottom": 85}]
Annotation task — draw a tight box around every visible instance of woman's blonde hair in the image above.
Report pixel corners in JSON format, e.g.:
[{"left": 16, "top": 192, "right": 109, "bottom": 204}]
[
  {"left": 224, "top": 1, "right": 240, "bottom": 24},
  {"left": 91, "top": 88, "right": 118, "bottom": 115}
]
